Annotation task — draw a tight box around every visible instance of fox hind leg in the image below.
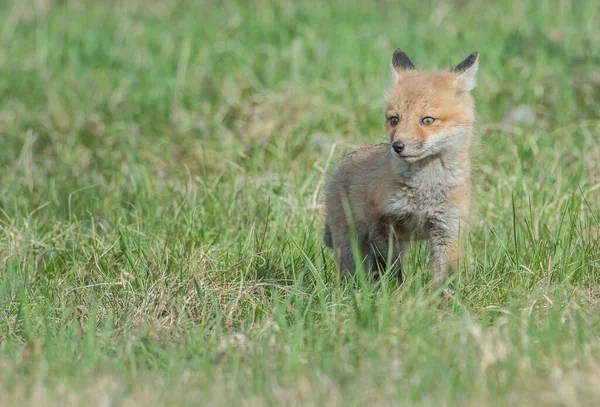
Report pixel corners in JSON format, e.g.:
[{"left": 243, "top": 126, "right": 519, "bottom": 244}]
[
  {"left": 323, "top": 222, "right": 333, "bottom": 248},
  {"left": 369, "top": 237, "right": 409, "bottom": 284}
]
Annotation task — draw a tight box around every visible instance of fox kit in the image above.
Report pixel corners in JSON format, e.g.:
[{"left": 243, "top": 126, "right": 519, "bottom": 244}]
[{"left": 323, "top": 48, "right": 479, "bottom": 290}]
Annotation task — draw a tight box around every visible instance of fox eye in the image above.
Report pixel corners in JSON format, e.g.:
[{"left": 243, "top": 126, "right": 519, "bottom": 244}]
[
  {"left": 420, "top": 116, "right": 436, "bottom": 126},
  {"left": 389, "top": 116, "right": 399, "bottom": 126}
]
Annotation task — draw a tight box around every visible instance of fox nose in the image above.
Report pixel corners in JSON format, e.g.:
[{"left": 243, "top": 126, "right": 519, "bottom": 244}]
[{"left": 392, "top": 140, "right": 405, "bottom": 154}]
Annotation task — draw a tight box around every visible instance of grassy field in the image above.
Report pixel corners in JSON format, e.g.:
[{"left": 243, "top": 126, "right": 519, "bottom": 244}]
[{"left": 1, "top": 0, "right": 600, "bottom": 405}]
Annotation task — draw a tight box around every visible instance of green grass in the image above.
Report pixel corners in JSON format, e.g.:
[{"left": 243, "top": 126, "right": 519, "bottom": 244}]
[{"left": 1, "top": 0, "right": 600, "bottom": 405}]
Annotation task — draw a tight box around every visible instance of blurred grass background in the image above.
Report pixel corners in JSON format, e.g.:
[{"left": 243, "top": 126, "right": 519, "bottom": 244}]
[{"left": 0, "top": 0, "right": 599, "bottom": 405}]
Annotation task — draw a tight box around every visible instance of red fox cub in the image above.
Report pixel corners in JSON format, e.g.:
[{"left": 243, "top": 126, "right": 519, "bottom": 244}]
[{"left": 323, "top": 48, "right": 479, "bottom": 291}]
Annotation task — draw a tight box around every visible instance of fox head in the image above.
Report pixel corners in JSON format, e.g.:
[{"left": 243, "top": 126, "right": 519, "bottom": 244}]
[{"left": 384, "top": 49, "right": 479, "bottom": 162}]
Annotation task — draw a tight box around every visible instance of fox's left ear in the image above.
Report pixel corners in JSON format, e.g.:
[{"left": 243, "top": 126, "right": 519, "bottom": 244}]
[{"left": 453, "top": 52, "right": 479, "bottom": 92}]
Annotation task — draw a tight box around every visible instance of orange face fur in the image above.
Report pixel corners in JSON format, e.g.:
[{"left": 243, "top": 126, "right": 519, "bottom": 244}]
[{"left": 384, "top": 50, "right": 478, "bottom": 162}]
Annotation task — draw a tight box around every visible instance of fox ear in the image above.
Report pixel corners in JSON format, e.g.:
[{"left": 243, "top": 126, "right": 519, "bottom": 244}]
[
  {"left": 453, "top": 52, "right": 479, "bottom": 92},
  {"left": 390, "top": 48, "right": 415, "bottom": 82}
]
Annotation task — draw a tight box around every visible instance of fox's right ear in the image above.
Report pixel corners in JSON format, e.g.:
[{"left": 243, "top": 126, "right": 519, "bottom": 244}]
[{"left": 389, "top": 48, "right": 415, "bottom": 83}]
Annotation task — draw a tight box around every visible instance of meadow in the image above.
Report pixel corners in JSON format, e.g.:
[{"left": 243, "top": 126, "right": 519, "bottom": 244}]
[{"left": 1, "top": 0, "right": 599, "bottom": 405}]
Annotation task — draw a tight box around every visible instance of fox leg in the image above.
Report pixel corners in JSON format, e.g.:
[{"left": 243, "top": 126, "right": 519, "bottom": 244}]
[
  {"left": 373, "top": 242, "right": 409, "bottom": 283},
  {"left": 335, "top": 243, "right": 355, "bottom": 275},
  {"left": 429, "top": 215, "right": 466, "bottom": 296},
  {"left": 334, "top": 228, "right": 371, "bottom": 278},
  {"left": 323, "top": 222, "right": 333, "bottom": 248},
  {"left": 368, "top": 225, "right": 409, "bottom": 282}
]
